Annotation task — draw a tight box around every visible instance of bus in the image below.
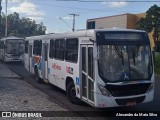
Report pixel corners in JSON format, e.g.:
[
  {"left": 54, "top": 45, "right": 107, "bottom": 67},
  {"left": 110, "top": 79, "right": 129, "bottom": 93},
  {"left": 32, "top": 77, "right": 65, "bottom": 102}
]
[
  {"left": 24, "top": 29, "right": 154, "bottom": 108},
  {"left": 0, "top": 36, "right": 25, "bottom": 62}
]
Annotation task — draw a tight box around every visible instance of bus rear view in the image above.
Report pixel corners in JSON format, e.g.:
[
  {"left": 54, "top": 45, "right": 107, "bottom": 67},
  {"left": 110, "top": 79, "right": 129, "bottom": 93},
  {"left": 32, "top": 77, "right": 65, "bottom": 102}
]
[{"left": 94, "top": 30, "right": 154, "bottom": 107}]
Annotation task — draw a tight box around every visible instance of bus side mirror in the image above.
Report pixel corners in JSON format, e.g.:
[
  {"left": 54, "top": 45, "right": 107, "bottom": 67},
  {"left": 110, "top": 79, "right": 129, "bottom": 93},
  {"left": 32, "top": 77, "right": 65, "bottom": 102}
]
[{"left": 89, "top": 38, "right": 95, "bottom": 43}]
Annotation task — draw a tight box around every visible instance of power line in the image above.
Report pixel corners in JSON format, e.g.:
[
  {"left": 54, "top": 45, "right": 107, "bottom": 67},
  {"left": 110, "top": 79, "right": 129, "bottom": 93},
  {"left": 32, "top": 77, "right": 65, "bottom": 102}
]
[
  {"left": 32, "top": 1, "right": 151, "bottom": 20},
  {"left": 55, "top": 0, "right": 160, "bottom": 2},
  {"left": 59, "top": 17, "right": 72, "bottom": 30},
  {"left": 33, "top": 2, "right": 107, "bottom": 12}
]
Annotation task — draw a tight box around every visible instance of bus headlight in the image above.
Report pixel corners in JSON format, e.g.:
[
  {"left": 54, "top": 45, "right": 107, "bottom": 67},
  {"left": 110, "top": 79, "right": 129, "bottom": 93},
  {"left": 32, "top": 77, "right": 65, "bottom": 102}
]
[
  {"left": 97, "top": 83, "right": 111, "bottom": 96},
  {"left": 5, "top": 54, "right": 11, "bottom": 58},
  {"left": 147, "top": 83, "right": 154, "bottom": 92},
  {"left": 20, "top": 55, "right": 24, "bottom": 60}
]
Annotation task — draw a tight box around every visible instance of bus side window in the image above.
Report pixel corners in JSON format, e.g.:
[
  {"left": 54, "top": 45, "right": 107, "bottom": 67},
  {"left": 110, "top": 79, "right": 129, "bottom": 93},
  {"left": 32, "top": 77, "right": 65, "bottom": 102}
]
[
  {"left": 25, "top": 41, "right": 29, "bottom": 54},
  {"left": 65, "top": 38, "right": 78, "bottom": 63},
  {"left": 54, "top": 39, "right": 65, "bottom": 60},
  {"left": 49, "top": 39, "right": 54, "bottom": 59},
  {"left": 2, "top": 42, "right": 4, "bottom": 49},
  {"left": 0, "top": 41, "right": 3, "bottom": 49},
  {"left": 33, "top": 40, "right": 42, "bottom": 56},
  {"left": 33, "top": 40, "right": 38, "bottom": 55},
  {"left": 39, "top": 40, "right": 42, "bottom": 56}
]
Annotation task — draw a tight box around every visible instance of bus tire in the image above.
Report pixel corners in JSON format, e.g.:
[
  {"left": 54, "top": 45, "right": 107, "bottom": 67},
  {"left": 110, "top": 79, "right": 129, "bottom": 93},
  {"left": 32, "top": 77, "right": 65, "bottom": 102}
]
[
  {"left": 67, "top": 82, "right": 81, "bottom": 104},
  {"left": 34, "top": 67, "right": 42, "bottom": 83}
]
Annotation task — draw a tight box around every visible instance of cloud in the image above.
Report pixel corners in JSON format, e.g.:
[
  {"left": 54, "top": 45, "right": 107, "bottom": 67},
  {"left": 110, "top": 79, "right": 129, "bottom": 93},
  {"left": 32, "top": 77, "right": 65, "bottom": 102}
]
[
  {"left": 102, "top": 2, "right": 107, "bottom": 5},
  {"left": 10, "top": 2, "right": 45, "bottom": 16},
  {"left": 8, "top": 0, "right": 22, "bottom": 3},
  {"left": 2, "top": 0, "right": 23, "bottom": 3},
  {"left": 102, "top": 1, "right": 128, "bottom": 8},
  {"left": 28, "top": 16, "right": 43, "bottom": 21},
  {"left": 62, "top": 16, "right": 73, "bottom": 20}
]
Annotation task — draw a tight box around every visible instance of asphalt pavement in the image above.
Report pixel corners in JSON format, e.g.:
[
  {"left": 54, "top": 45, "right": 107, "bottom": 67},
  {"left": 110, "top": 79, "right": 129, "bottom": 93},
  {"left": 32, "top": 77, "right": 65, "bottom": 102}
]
[{"left": 0, "top": 62, "right": 86, "bottom": 120}]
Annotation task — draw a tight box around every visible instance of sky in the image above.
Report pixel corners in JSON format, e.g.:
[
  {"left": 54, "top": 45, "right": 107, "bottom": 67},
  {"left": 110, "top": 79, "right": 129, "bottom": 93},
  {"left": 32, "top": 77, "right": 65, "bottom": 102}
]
[{"left": 1, "top": 0, "right": 160, "bottom": 33}]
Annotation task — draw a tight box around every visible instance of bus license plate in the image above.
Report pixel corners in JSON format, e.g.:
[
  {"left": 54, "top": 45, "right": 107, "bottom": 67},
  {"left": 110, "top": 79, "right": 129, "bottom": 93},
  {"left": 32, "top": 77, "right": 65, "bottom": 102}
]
[{"left": 127, "top": 101, "right": 136, "bottom": 106}]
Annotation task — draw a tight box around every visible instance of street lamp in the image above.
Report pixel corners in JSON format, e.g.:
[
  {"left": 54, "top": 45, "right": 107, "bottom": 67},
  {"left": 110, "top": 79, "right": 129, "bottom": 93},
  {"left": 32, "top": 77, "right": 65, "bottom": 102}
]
[{"left": 59, "top": 17, "right": 72, "bottom": 31}]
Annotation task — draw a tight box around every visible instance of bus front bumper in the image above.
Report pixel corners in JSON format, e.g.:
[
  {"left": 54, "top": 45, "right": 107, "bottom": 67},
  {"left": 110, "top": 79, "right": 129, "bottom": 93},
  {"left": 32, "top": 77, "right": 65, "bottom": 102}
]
[
  {"left": 94, "top": 90, "right": 154, "bottom": 108},
  {"left": 4, "top": 58, "right": 22, "bottom": 62}
]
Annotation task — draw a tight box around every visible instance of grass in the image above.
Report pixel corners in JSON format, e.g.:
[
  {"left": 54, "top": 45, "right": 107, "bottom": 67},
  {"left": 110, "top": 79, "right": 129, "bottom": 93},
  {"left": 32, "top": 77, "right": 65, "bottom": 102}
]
[{"left": 154, "top": 52, "right": 160, "bottom": 74}]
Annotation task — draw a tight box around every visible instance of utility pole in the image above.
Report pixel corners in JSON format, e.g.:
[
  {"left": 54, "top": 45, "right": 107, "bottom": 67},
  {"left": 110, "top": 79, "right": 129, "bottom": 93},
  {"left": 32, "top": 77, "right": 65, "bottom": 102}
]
[
  {"left": 5, "top": 0, "right": 8, "bottom": 37},
  {"left": 0, "top": 0, "right": 2, "bottom": 24},
  {"left": 0, "top": 0, "right": 2, "bottom": 38},
  {"left": 69, "top": 13, "right": 79, "bottom": 32}
]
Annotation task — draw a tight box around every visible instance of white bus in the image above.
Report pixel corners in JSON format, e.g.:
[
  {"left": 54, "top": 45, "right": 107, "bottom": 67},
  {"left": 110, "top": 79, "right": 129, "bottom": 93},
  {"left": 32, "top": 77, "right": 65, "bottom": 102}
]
[
  {"left": 24, "top": 29, "right": 154, "bottom": 108},
  {"left": 0, "top": 36, "right": 25, "bottom": 62}
]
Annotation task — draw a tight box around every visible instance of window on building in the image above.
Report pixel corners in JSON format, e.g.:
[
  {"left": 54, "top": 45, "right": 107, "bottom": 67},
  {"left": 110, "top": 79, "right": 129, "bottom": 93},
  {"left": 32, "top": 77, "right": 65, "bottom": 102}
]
[
  {"left": 49, "top": 39, "right": 54, "bottom": 59},
  {"left": 54, "top": 39, "right": 65, "bottom": 60},
  {"left": 87, "top": 21, "right": 95, "bottom": 29},
  {"left": 25, "top": 41, "right": 29, "bottom": 53},
  {"left": 65, "top": 38, "right": 78, "bottom": 63},
  {"left": 33, "top": 40, "right": 42, "bottom": 56}
]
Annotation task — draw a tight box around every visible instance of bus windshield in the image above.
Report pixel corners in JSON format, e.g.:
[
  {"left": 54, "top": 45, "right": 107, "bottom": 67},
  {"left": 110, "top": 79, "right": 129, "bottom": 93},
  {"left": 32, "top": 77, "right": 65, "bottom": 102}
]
[
  {"left": 6, "top": 40, "right": 25, "bottom": 55},
  {"left": 97, "top": 32, "right": 152, "bottom": 82},
  {"left": 98, "top": 45, "right": 152, "bottom": 82}
]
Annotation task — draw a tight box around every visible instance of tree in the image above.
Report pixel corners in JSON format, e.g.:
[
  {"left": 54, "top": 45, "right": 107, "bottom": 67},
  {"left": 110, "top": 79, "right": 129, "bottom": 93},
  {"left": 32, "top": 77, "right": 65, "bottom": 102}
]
[
  {"left": 137, "top": 4, "right": 160, "bottom": 51},
  {"left": 0, "top": 12, "right": 6, "bottom": 37},
  {"left": 136, "top": 17, "right": 152, "bottom": 33},
  {"left": 0, "top": 12, "right": 46, "bottom": 37}
]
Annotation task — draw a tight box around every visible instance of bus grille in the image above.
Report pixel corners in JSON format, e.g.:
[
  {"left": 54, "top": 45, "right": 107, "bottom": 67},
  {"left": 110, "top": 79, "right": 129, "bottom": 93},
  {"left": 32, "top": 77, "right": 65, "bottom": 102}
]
[
  {"left": 12, "top": 55, "right": 20, "bottom": 59},
  {"left": 105, "top": 83, "right": 151, "bottom": 97},
  {"left": 115, "top": 96, "right": 145, "bottom": 105}
]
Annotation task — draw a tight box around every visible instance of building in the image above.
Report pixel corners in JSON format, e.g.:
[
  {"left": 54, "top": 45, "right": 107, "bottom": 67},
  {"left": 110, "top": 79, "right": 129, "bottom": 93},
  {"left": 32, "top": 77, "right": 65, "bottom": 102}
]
[{"left": 86, "top": 13, "right": 154, "bottom": 49}]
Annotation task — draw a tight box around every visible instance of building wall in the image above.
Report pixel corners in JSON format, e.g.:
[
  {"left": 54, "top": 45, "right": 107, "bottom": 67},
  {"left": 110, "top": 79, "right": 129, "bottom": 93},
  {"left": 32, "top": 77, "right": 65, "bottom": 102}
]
[
  {"left": 87, "top": 13, "right": 155, "bottom": 49},
  {"left": 127, "top": 14, "right": 137, "bottom": 29},
  {"left": 87, "top": 14, "right": 128, "bottom": 29}
]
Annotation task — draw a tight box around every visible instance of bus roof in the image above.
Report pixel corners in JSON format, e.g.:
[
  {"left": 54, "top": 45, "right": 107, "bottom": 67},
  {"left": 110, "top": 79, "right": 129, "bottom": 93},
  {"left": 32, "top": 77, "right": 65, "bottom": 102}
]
[
  {"left": 25, "top": 29, "right": 146, "bottom": 41},
  {"left": 0, "top": 36, "right": 24, "bottom": 41}
]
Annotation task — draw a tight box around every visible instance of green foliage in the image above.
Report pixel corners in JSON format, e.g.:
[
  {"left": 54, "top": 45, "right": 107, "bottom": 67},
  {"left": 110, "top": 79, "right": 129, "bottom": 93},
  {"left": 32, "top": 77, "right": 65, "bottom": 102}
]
[
  {"left": 157, "top": 41, "right": 160, "bottom": 52},
  {"left": 0, "top": 12, "right": 46, "bottom": 37},
  {"left": 136, "top": 17, "right": 152, "bottom": 32},
  {"left": 155, "top": 53, "right": 160, "bottom": 74},
  {"left": 136, "top": 4, "right": 160, "bottom": 51}
]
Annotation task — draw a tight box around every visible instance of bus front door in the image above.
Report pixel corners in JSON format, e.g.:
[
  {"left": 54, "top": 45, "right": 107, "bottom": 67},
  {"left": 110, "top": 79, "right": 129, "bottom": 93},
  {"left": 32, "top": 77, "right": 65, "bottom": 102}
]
[
  {"left": 81, "top": 45, "right": 94, "bottom": 104},
  {"left": 42, "top": 43, "right": 48, "bottom": 80},
  {"left": 29, "top": 44, "right": 33, "bottom": 73}
]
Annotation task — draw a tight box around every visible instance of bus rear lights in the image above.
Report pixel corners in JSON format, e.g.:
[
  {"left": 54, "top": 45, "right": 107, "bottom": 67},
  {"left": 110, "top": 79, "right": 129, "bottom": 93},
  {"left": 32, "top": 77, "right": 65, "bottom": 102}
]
[{"left": 97, "top": 83, "right": 111, "bottom": 96}]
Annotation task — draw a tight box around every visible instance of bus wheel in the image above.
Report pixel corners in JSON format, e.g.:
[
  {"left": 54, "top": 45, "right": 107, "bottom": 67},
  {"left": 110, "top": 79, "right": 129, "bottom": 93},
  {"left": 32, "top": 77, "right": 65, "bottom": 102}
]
[
  {"left": 34, "top": 67, "right": 42, "bottom": 83},
  {"left": 67, "top": 82, "right": 81, "bottom": 104}
]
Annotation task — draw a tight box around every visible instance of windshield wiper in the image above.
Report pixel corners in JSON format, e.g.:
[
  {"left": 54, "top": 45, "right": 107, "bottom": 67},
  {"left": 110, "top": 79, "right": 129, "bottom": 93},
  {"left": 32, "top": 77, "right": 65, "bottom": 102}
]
[
  {"left": 132, "top": 50, "right": 136, "bottom": 65},
  {"left": 114, "top": 46, "right": 124, "bottom": 66}
]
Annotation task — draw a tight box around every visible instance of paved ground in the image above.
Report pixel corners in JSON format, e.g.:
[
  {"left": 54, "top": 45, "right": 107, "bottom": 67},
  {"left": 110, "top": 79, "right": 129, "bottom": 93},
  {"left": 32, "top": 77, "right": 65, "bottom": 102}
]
[{"left": 0, "top": 63, "right": 86, "bottom": 120}]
